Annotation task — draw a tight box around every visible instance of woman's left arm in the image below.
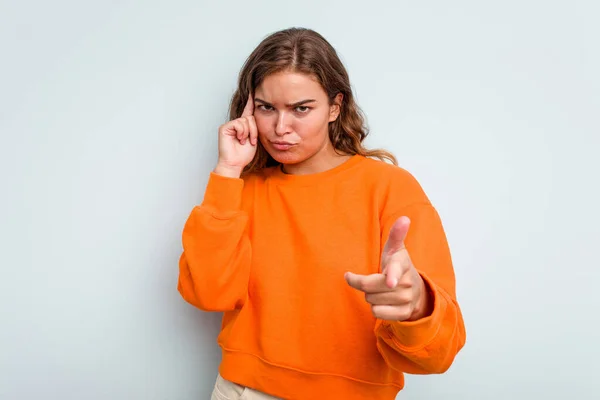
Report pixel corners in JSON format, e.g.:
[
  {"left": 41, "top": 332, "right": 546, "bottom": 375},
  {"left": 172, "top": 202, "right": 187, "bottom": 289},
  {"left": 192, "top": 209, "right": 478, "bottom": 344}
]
[{"left": 345, "top": 203, "right": 466, "bottom": 374}]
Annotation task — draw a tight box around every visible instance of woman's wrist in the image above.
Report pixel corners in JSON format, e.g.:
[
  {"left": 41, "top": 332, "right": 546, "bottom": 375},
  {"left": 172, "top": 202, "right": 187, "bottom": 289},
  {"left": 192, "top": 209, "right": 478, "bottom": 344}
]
[
  {"left": 408, "top": 276, "right": 434, "bottom": 321},
  {"left": 213, "top": 163, "right": 243, "bottom": 178}
]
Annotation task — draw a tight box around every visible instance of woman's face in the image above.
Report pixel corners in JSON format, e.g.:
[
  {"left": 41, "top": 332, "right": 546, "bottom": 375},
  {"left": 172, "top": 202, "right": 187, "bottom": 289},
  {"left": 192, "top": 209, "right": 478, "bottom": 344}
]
[{"left": 253, "top": 71, "right": 342, "bottom": 172}]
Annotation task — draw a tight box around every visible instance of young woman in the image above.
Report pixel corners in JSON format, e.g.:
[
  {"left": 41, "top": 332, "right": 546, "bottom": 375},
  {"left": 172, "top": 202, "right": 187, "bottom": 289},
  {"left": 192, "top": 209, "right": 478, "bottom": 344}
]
[{"left": 178, "top": 27, "right": 466, "bottom": 400}]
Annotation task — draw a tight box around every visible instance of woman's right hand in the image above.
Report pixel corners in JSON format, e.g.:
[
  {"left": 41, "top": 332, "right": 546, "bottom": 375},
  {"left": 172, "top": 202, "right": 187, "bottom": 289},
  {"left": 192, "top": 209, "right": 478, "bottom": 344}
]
[{"left": 214, "top": 95, "right": 258, "bottom": 178}]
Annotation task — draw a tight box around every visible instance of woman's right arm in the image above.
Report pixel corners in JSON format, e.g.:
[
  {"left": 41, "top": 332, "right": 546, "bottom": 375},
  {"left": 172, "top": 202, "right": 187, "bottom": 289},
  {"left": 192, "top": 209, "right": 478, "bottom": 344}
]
[
  {"left": 178, "top": 94, "right": 258, "bottom": 311},
  {"left": 178, "top": 171, "right": 252, "bottom": 311}
]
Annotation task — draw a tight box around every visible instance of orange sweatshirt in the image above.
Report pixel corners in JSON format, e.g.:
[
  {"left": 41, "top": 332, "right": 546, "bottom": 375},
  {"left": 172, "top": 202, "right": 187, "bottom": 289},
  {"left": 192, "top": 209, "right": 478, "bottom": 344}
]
[{"left": 178, "top": 155, "right": 466, "bottom": 399}]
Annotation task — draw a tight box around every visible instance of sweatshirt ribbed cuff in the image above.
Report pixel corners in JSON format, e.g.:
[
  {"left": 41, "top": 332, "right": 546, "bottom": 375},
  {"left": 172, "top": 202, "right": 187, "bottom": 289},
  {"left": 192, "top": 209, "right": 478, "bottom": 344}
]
[
  {"left": 378, "top": 273, "right": 447, "bottom": 350},
  {"left": 201, "top": 172, "right": 244, "bottom": 214}
]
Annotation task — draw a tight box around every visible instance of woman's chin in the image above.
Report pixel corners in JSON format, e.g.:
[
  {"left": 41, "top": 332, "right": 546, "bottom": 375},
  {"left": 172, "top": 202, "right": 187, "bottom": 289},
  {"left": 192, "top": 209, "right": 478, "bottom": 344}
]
[{"left": 268, "top": 149, "right": 306, "bottom": 165}]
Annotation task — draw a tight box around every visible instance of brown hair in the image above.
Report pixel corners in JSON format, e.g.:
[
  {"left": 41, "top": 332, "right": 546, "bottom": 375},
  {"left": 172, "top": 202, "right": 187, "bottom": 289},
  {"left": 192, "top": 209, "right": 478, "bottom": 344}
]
[{"left": 228, "top": 27, "right": 397, "bottom": 174}]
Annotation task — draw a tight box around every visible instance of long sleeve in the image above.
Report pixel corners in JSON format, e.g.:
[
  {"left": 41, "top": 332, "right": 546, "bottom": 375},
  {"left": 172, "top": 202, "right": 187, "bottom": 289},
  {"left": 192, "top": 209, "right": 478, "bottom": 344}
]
[
  {"left": 375, "top": 202, "right": 466, "bottom": 374},
  {"left": 177, "top": 172, "right": 252, "bottom": 311}
]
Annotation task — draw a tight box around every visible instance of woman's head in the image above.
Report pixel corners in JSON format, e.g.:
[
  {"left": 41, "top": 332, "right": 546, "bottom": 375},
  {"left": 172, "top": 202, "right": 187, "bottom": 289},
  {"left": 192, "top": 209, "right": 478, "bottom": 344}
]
[
  {"left": 253, "top": 70, "right": 343, "bottom": 169},
  {"left": 228, "top": 27, "right": 396, "bottom": 174}
]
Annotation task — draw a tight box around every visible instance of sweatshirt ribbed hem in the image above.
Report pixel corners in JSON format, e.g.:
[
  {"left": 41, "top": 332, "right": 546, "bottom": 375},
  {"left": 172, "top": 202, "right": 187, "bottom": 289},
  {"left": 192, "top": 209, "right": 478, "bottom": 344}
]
[{"left": 219, "top": 349, "right": 402, "bottom": 400}]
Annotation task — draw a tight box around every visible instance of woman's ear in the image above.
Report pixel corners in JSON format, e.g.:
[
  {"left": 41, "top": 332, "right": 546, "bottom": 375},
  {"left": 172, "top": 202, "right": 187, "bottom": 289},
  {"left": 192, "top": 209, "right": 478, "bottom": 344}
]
[{"left": 329, "top": 93, "right": 344, "bottom": 122}]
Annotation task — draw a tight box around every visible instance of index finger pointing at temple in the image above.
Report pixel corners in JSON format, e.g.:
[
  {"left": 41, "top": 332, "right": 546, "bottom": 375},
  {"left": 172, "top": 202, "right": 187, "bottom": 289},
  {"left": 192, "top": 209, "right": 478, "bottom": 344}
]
[{"left": 241, "top": 94, "right": 255, "bottom": 117}]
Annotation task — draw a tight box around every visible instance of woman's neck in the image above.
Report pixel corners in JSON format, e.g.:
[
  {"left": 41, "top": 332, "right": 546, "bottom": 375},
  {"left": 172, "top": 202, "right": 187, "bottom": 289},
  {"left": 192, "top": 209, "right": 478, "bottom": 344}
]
[{"left": 281, "top": 143, "right": 351, "bottom": 175}]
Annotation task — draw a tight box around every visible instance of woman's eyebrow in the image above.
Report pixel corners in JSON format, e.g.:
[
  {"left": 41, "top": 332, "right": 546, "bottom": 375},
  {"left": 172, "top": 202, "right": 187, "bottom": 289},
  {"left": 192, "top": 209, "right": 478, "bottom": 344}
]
[{"left": 254, "top": 98, "right": 317, "bottom": 108}]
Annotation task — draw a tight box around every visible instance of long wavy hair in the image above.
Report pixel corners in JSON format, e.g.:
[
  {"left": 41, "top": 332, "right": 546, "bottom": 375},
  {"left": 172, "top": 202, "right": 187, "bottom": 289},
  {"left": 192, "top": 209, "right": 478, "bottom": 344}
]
[{"left": 228, "top": 27, "right": 397, "bottom": 174}]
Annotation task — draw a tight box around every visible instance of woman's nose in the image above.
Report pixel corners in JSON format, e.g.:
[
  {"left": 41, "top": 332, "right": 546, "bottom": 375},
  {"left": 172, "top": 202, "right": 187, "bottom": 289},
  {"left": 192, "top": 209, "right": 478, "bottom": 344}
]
[{"left": 275, "top": 112, "right": 292, "bottom": 136}]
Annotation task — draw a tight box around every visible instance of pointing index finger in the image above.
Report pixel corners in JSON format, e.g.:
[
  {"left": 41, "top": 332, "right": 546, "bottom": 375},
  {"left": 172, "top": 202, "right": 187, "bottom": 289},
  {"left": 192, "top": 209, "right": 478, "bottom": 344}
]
[
  {"left": 382, "top": 249, "right": 413, "bottom": 289},
  {"left": 241, "top": 94, "right": 254, "bottom": 117},
  {"left": 383, "top": 216, "right": 410, "bottom": 255}
]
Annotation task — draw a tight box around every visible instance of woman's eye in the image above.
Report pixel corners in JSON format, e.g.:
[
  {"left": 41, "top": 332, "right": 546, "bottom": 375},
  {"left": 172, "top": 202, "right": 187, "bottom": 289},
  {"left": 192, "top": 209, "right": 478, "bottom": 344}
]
[{"left": 257, "top": 105, "right": 310, "bottom": 113}]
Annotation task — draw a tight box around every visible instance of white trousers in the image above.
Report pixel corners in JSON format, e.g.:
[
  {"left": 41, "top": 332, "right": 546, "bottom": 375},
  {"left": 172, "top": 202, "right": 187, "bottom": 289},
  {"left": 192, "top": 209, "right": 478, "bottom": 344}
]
[{"left": 211, "top": 374, "right": 282, "bottom": 400}]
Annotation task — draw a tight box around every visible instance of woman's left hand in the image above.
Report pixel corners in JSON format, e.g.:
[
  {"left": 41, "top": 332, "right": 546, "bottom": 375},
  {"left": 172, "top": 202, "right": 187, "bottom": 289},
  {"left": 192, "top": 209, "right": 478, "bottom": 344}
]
[{"left": 345, "top": 216, "right": 432, "bottom": 322}]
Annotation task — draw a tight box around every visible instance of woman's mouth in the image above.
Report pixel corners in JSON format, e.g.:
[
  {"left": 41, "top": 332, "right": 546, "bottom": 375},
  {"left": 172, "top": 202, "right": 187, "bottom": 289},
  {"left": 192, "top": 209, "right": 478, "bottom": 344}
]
[{"left": 270, "top": 141, "right": 297, "bottom": 151}]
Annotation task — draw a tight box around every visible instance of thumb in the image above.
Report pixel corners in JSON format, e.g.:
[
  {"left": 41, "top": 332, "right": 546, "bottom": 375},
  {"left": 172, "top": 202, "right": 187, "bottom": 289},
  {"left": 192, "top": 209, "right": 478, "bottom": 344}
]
[{"left": 383, "top": 216, "right": 410, "bottom": 256}]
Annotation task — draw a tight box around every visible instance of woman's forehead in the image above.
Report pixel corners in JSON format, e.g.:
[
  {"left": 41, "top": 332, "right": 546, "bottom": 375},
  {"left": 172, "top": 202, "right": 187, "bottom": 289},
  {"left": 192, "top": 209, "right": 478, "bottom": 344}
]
[{"left": 255, "top": 71, "right": 325, "bottom": 101}]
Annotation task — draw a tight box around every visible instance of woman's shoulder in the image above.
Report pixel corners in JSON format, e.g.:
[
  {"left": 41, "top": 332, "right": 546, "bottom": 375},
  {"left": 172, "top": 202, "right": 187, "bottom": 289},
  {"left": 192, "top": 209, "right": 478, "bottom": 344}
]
[
  {"left": 359, "top": 156, "right": 430, "bottom": 206},
  {"left": 360, "top": 156, "right": 422, "bottom": 186}
]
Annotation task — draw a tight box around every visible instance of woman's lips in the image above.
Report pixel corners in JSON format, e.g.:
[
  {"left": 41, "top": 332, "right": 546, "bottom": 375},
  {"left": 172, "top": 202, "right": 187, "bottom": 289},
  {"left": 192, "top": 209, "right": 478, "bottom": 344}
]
[{"left": 270, "top": 141, "right": 296, "bottom": 151}]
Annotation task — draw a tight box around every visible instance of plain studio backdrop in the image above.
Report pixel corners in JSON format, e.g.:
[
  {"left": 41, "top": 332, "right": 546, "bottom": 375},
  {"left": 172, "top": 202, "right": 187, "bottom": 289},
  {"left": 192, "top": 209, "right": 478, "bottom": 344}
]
[{"left": 1, "top": 0, "right": 598, "bottom": 399}]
